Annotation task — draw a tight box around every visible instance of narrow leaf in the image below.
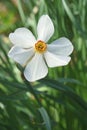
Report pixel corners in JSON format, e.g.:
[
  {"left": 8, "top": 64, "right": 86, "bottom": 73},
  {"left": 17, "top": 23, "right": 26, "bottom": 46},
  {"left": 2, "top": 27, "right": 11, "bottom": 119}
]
[{"left": 39, "top": 107, "right": 51, "bottom": 130}]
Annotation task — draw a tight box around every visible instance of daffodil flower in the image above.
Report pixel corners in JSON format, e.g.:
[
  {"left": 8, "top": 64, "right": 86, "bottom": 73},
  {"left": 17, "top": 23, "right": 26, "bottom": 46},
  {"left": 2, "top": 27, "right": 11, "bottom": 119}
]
[{"left": 8, "top": 15, "right": 73, "bottom": 82}]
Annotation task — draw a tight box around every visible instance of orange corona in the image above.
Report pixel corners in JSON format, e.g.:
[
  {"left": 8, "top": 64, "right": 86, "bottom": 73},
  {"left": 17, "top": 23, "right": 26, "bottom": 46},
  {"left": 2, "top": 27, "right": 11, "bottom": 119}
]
[{"left": 35, "top": 40, "right": 47, "bottom": 53}]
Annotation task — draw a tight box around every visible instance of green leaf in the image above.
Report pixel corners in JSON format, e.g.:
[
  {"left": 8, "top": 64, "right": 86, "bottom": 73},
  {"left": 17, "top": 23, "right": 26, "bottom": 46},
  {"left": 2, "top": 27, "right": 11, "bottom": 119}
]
[
  {"left": 62, "top": 0, "right": 86, "bottom": 38},
  {"left": 40, "top": 79, "right": 87, "bottom": 111},
  {"left": 39, "top": 107, "right": 51, "bottom": 130},
  {"left": 58, "top": 78, "right": 84, "bottom": 86}
]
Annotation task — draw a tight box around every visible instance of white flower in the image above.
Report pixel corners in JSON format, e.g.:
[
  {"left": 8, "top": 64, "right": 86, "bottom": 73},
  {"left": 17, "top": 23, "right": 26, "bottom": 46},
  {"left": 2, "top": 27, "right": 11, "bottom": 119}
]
[{"left": 8, "top": 15, "right": 73, "bottom": 82}]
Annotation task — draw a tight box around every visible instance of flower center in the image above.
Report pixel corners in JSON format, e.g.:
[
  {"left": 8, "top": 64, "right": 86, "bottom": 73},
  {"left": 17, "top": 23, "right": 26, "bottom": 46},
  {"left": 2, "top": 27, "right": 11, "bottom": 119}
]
[{"left": 35, "top": 40, "right": 47, "bottom": 53}]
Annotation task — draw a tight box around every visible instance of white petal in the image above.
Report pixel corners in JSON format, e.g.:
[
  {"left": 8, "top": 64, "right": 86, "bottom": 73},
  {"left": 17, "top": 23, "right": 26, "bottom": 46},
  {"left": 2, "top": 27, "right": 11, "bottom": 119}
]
[
  {"left": 24, "top": 53, "right": 48, "bottom": 82},
  {"left": 9, "top": 27, "right": 36, "bottom": 48},
  {"left": 44, "top": 51, "right": 71, "bottom": 68},
  {"left": 37, "top": 15, "right": 54, "bottom": 42},
  {"left": 48, "top": 37, "right": 74, "bottom": 56},
  {"left": 8, "top": 46, "right": 34, "bottom": 66}
]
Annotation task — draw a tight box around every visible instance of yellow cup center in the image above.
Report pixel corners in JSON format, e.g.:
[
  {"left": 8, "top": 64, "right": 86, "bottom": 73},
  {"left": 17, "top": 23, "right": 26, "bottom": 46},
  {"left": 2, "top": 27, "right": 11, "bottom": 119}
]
[{"left": 35, "top": 40, "right": 47, "bottom": 53}]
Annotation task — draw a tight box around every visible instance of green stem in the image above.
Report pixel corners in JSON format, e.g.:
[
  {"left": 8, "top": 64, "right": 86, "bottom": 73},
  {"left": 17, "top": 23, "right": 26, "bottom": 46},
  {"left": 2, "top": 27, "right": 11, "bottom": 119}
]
[
  {"left": 24, "top": 80, "right": 42, "bottom": 107},
  {"left": 17, "top": 0, "right": 26, "bottom": 24}
]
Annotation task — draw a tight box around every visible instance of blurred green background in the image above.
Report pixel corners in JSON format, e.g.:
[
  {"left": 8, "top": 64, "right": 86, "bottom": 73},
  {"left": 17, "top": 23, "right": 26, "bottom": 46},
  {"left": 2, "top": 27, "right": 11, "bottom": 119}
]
[{"left": 0, "top": 0, "right": 87, "bottom": 130}]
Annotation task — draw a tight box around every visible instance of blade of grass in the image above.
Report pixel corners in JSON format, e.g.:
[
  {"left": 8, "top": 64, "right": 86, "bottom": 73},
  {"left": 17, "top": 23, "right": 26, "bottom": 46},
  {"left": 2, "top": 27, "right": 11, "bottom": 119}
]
[{"left": 39, "top": 107, "right": 51, "bottom": 130}]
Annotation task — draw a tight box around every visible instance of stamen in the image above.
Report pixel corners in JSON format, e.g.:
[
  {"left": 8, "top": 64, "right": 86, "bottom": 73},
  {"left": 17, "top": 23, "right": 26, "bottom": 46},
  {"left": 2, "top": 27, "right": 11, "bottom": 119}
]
[{"left": 35, "top": 40, "right": 47, "bottom": 53}]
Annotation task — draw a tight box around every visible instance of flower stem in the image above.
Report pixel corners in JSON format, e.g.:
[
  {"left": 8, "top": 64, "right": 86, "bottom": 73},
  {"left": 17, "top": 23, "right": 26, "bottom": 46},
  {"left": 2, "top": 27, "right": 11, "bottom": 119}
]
[
  {"left": 17, "top": 0, "right": 26, "bottom": 24},
  {"left": 24, "top": 80, "right": 42, "bottom": 107}
]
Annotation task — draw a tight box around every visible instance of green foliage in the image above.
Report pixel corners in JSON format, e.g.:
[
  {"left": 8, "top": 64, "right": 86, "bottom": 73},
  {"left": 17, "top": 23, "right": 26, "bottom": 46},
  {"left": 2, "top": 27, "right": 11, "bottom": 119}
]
[{"left": 0, "top": 0, "right": 87, "bottom": 130}]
